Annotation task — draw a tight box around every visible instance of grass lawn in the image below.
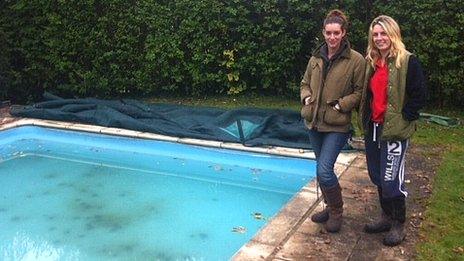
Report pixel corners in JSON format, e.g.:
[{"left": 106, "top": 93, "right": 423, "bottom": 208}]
[
  {"left": 147, "top": 95, "right": 463, "bottom": 259},
  {"left": 413, "top": 110, "right": 464, "bottom": 260}
]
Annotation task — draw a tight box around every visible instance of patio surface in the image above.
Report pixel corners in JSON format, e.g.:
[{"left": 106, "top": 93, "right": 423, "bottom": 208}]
[{"left": 235, "top": 145, "right": 430, "bottom": 261}]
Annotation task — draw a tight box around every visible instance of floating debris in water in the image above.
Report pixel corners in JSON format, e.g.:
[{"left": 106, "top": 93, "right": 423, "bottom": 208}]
[
  {"left": 251, "top": 212, "right": 267, "bottom": 220},
  {"left": 232, "top": 226, "right": 247, "bottom": 234},
  {"left": 10, "top": 215, "right": 21, "bottom": 222},
  {"left": 43, "top": 214, "right": 56, "bottom": 220},
  {"left": 190, "top": 232, "right": 209, "bottom": 240},
  {"left": 42, "top": 190, "right": 52, "bottom": 196},
  {"left": 44, "top": 173, "right": 57, "bottom": 179}
]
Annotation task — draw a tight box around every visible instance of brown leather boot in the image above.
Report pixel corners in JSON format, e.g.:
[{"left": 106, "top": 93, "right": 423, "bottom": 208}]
[
  {"left": 311, "top": 207, "right": 329, "bottom": 223},
  {"left": 322, "top": 183, "right": 343, "bottom": 233},
  {"left": 311, "top": 183, "right": 329, "bottom": 223}
]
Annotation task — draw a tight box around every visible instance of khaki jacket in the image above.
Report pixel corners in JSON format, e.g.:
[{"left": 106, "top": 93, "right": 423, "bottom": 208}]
[
  {"left": 359, "top": 53, "right": 417, "bottom": 140},
  {"left": 300, "top": 42, "right": 365, "bottom": 133}
]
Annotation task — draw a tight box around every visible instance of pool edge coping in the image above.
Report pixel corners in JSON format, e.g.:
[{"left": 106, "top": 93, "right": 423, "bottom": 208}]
[
  {"left": 0, "top": 117, "right": 360, "bottom": 259},
  {"left": 231, "top": 153, "right": 360, "bottom": 260},
  {"left": 0, "top": 117, "right": 323, "bottom": 159}
]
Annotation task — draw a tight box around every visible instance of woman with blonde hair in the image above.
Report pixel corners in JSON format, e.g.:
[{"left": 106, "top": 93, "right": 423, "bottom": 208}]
[
  {"left": 359, "top": 15, "right": 426, "bottom": 246},
  {"left": 300, "top": 9, "right": 365, "bottom": 233}
]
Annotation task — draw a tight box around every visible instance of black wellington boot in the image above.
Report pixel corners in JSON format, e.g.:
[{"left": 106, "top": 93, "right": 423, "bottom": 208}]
[
  {"left": 364, "top": 187, "right": 392, "bottom": 233},
  {"left": 364, "top": 211, "right": 392, "bottom": 233},
  {"left": 383, "top": 197, "right": 406, "bottom": 246}
]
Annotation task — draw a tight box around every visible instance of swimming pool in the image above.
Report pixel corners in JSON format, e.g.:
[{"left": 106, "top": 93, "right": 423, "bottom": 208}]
[{"left": 0, "top": 125, "right": 316, "bottom": 260}]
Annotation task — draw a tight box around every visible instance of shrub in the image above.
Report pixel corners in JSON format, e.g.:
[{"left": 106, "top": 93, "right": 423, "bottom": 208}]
[{"left": 0, "top": 0, "right": 461, "bottom": 106}]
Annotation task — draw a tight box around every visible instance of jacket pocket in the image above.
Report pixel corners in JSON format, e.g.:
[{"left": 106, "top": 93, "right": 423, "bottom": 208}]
[
  {"left": 382, "top": 112, "right": 416, "bottom": 140},
  {"left": 301, "top": 103, "right": 315, "bottom": 121},
  {"left": 323, "top": 107, "right": 351, "bottom": 126}
]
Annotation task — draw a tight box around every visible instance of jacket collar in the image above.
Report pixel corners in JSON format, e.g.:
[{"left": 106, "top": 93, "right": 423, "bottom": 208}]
[{"left": 312, "top": 40, "right": 351, "bottom": 60}]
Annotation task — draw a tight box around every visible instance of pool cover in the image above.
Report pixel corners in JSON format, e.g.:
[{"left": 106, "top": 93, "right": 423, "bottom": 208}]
[{"left": 10, "top": 93, "right": 331, "bottom": 150}]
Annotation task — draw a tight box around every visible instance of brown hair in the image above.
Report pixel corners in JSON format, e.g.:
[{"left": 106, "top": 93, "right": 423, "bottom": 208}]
[{"left": 323, "top": 9, "right": 349, "bottom": 33}]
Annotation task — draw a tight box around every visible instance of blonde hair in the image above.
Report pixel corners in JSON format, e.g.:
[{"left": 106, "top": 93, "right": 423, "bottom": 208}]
[{"left": 366, "top": 15, "right": 410, "bottom": 68}]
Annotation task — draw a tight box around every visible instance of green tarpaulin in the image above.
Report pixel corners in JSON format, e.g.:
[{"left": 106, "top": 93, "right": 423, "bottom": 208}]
[{"left": 11, "top": 93, "right": 319, "bottom": 150}]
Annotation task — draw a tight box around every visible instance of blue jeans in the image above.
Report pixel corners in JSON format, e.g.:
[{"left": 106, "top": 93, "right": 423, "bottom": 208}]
[{"left": 308, "top": 130, "right": 350, "bottom": 188}]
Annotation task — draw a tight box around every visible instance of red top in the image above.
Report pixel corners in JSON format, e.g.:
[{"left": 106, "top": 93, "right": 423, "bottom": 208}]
[{"left": 370, "top": 61, "right": 389, "bottom": 123}]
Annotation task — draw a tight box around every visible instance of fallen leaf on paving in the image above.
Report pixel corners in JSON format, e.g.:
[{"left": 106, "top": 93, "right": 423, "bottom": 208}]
[
  {"left": 410, "top": 222, "right": 419, "bottom": 228},
  {"left": 452, "top": 246, "right": 464, "bottom": 254}
]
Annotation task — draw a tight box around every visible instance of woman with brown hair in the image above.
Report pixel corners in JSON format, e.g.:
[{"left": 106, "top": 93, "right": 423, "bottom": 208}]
[{"left": 300, "top": 9, "right": 365, "bottom": 232}]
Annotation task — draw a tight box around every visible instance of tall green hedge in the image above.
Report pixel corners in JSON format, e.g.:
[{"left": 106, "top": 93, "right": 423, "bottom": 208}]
[{"left": 0, "top": 0, "right": 462, "bottom": 106}]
